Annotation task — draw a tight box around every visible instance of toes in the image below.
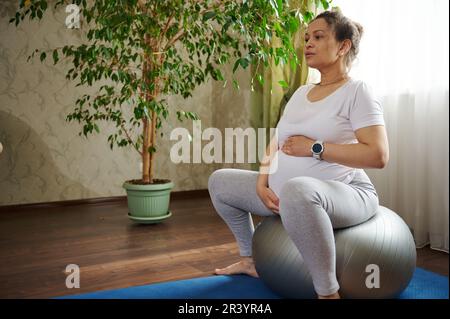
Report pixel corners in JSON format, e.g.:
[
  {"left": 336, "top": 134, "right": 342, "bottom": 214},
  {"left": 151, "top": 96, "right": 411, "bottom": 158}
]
[
  {"left": 215, "top": 268, "right": 228, "bottom": 274},
  {"left": 214, "top": 262, "right": 254, "bottom": 276}
]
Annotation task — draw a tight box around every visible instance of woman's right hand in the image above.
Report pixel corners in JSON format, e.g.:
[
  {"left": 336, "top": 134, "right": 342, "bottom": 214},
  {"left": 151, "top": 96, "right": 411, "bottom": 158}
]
[{"left": 256, "top": 185, "right": 280, "bottom": 214}]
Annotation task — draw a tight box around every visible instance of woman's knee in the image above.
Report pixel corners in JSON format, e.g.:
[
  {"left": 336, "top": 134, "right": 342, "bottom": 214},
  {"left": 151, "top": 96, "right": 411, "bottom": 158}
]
[
  {"left": 279, "top": 176, "right": 321, "bottom": 205},
  {"left": 208, "top": 168, "right": 232, "bottom": 195}
]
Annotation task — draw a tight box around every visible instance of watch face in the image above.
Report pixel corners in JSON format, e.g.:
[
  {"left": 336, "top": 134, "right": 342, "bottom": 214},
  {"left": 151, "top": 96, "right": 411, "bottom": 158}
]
[{"left": 312, "top": 143, "right": 323, "bottom": 153}]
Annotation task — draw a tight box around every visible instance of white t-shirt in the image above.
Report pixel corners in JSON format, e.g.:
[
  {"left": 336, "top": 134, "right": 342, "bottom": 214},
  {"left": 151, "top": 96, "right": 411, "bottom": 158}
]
[{"left": 268, "top": 78, "right": 385, "bottom": 197}]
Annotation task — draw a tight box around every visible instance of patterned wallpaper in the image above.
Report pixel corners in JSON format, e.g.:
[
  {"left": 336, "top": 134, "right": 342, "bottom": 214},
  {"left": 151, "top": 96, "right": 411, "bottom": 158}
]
[{"left": 0, "top": 1, "right": 253, "bottom": 206}]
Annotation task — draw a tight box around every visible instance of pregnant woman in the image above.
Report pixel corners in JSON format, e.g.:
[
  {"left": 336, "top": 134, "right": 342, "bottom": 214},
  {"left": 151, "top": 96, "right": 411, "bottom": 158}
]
[{"left": 208, "top": 9, "right": 389, "bottom": 299}]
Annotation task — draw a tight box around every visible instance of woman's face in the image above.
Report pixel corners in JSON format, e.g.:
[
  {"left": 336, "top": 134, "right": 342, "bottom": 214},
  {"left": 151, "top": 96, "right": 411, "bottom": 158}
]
[{"left": 304, "top": 18, "right": 343, "bottom": 70}]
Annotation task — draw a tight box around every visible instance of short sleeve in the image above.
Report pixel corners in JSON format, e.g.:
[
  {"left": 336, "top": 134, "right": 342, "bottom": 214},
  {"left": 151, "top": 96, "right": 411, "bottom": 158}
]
[
  {"left": 280, "top": 84, "right": 309, "bottom": 117},
  {"left": 349, "top": 81, "right": 385, "bottom": 131}
]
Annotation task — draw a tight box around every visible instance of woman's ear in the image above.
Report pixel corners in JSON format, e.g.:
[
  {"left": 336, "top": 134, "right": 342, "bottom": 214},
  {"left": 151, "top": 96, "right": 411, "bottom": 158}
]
[{"left": 340, "top": 39, "right": 352, "bottom": 56}]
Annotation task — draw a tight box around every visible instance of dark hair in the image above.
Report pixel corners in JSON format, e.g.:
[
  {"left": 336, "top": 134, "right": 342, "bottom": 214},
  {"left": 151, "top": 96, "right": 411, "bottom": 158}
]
[{"left": 312, "top": 9, "right": 364, "bottom": 70}]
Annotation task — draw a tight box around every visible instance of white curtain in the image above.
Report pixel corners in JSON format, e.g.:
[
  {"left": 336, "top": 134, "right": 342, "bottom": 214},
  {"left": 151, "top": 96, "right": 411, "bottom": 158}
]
[{"left": 328, "top": 0, "right": 449, "bottom": 252}]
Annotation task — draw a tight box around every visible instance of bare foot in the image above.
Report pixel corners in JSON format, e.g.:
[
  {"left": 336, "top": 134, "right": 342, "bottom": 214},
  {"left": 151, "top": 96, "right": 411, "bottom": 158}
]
[
  {"left": 214, "top": 257, "right": 259, "bottom": 278},
  {"left": 318, "top": 292, "right": 341, "bottom": 299}
]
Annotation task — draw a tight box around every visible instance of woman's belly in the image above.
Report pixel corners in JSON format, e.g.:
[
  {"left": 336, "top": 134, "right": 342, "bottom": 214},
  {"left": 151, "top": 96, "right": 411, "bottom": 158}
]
[{"left": 268, "top": 150, "right": 355, "bottom": 197}]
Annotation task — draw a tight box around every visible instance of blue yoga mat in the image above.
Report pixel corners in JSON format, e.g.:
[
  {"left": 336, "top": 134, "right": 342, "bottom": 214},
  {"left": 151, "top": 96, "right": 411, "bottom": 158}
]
[{"left": 58, "top": 267, "right": 448, "bottom": 299}]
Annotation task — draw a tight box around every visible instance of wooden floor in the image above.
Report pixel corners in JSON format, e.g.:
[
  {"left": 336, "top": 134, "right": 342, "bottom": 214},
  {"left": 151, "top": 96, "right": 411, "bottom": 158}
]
[{"left": 0, "top": 192, "right": 448, "bottom": 299}]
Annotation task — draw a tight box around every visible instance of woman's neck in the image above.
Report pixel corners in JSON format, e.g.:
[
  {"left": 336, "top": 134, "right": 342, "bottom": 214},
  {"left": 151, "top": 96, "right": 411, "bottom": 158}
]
[{"left": 318, "top": 66, "right": 348, "bottom": 86}]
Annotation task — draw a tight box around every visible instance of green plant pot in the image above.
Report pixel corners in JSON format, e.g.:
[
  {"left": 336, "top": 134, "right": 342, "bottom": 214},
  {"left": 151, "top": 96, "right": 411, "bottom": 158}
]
[{"left": 123, "top": 180, "right": 174, "bottom": 224}]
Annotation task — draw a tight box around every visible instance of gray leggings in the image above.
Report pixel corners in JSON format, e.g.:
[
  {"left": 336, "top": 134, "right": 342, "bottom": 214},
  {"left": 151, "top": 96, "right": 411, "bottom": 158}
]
[{"left": 207, "top": 168, "right": 380, "bottom": 296}]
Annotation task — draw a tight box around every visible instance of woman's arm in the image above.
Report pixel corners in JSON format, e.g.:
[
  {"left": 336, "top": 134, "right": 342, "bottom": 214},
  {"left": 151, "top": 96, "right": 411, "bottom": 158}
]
[
  {"left": 256, "top": 135, "right": 280, "bottom": 213},
  {"left": 257, "top": 135, "right": 279, "bottom": 188},
  {"left": 322, "top": 125, "right": 389, "bottom": 169},
  {"left": 281, "top": 125, "right": 389, "bottom": 169}
]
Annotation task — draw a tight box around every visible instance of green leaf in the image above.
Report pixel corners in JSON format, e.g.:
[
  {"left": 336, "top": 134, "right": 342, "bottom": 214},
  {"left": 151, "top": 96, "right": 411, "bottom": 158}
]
[
  {"left": 52, "top": 49, "right": 59, "bottom": 64},
  {"left": 320, "top": 0, "right": 330, "bottom": 10},
  {"left": 257, "top": 74, "right": 264, "bottom": 85},
  {"left": 233, "top": 59, "right": 241, "bottom": 73},
  {"left": 276, "top": 0, "right": 283, "bottom": 14},
  {"left": 203, "top": 11, "right": 216, "bottom": 21},
  {"left": 278, "top": 80, "right": 289, "bottom": 88},
  {"left": 303, "top": 11, "right": 314, "bottom": 24},
  {"left": 40, "top": 52, "right": 46, "bottom": 62},
  {"left": 289, "top": 17, "right": 299, "bottom": 34},
  {"left": 94, "top": 123, "right": 100, "bottom": 133},
  {"left": 239, "top": 57, "right": 250, "bottom": 69},
  {"left": 134, "top": 106, "right": 143, "bottom": 120},
  {"left": 147, "top": 146, "right": 156, "bottom": 154},
  {"left": 14, "top": 12, "right": 20, "bottom": 26},
  {"left": 273, "top": 22, "right": 283, "bottom": 33}
]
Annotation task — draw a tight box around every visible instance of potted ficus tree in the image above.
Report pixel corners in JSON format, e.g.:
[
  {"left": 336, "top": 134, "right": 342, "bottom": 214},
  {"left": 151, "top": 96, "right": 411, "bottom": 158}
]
[{"left": 10, "top": 0, "right": 328, "bottom": 223}]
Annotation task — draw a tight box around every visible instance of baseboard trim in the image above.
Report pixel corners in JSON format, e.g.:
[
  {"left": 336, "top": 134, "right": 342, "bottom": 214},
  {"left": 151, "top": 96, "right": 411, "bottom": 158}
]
[{"left": 0, "top": 189, "right": 209, "bottom": 212}]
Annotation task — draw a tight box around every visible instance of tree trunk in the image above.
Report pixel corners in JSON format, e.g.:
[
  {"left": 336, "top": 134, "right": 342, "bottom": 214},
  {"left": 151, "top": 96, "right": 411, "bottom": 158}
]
[
  {"left": 141, "top": 33, "right": 161, "bottom": 184},
  {"left": 149, "top": 110, "right": 157, "bottom": 182},
  {"left": 141, "top": 34, "right": 151, "bottom": 184},
  {"left": 142, "top": 118, "right": 150, "bottom": 183}
]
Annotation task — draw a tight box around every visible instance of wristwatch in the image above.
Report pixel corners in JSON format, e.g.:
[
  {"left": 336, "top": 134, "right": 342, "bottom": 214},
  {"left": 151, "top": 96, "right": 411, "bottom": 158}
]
[{"left": 311, "top": 140, "right": 324, "bottom": 160}]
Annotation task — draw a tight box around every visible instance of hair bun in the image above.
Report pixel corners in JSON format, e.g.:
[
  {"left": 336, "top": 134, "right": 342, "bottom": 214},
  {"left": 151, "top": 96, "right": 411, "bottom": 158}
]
[{"left": 354, "top": 21, "right": 364, "bottom": 37}]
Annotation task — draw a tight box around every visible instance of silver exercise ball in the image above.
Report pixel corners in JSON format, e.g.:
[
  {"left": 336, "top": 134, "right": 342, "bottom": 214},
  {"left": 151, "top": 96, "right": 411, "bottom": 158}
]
[{"left": 252, "top": 206, "right": 417, "bottom": 299}]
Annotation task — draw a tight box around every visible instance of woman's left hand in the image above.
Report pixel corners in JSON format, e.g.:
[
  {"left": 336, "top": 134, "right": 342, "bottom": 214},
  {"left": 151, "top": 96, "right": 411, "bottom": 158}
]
[{"left": 280, "top": 135, "right": 315, "bottom": 157}]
